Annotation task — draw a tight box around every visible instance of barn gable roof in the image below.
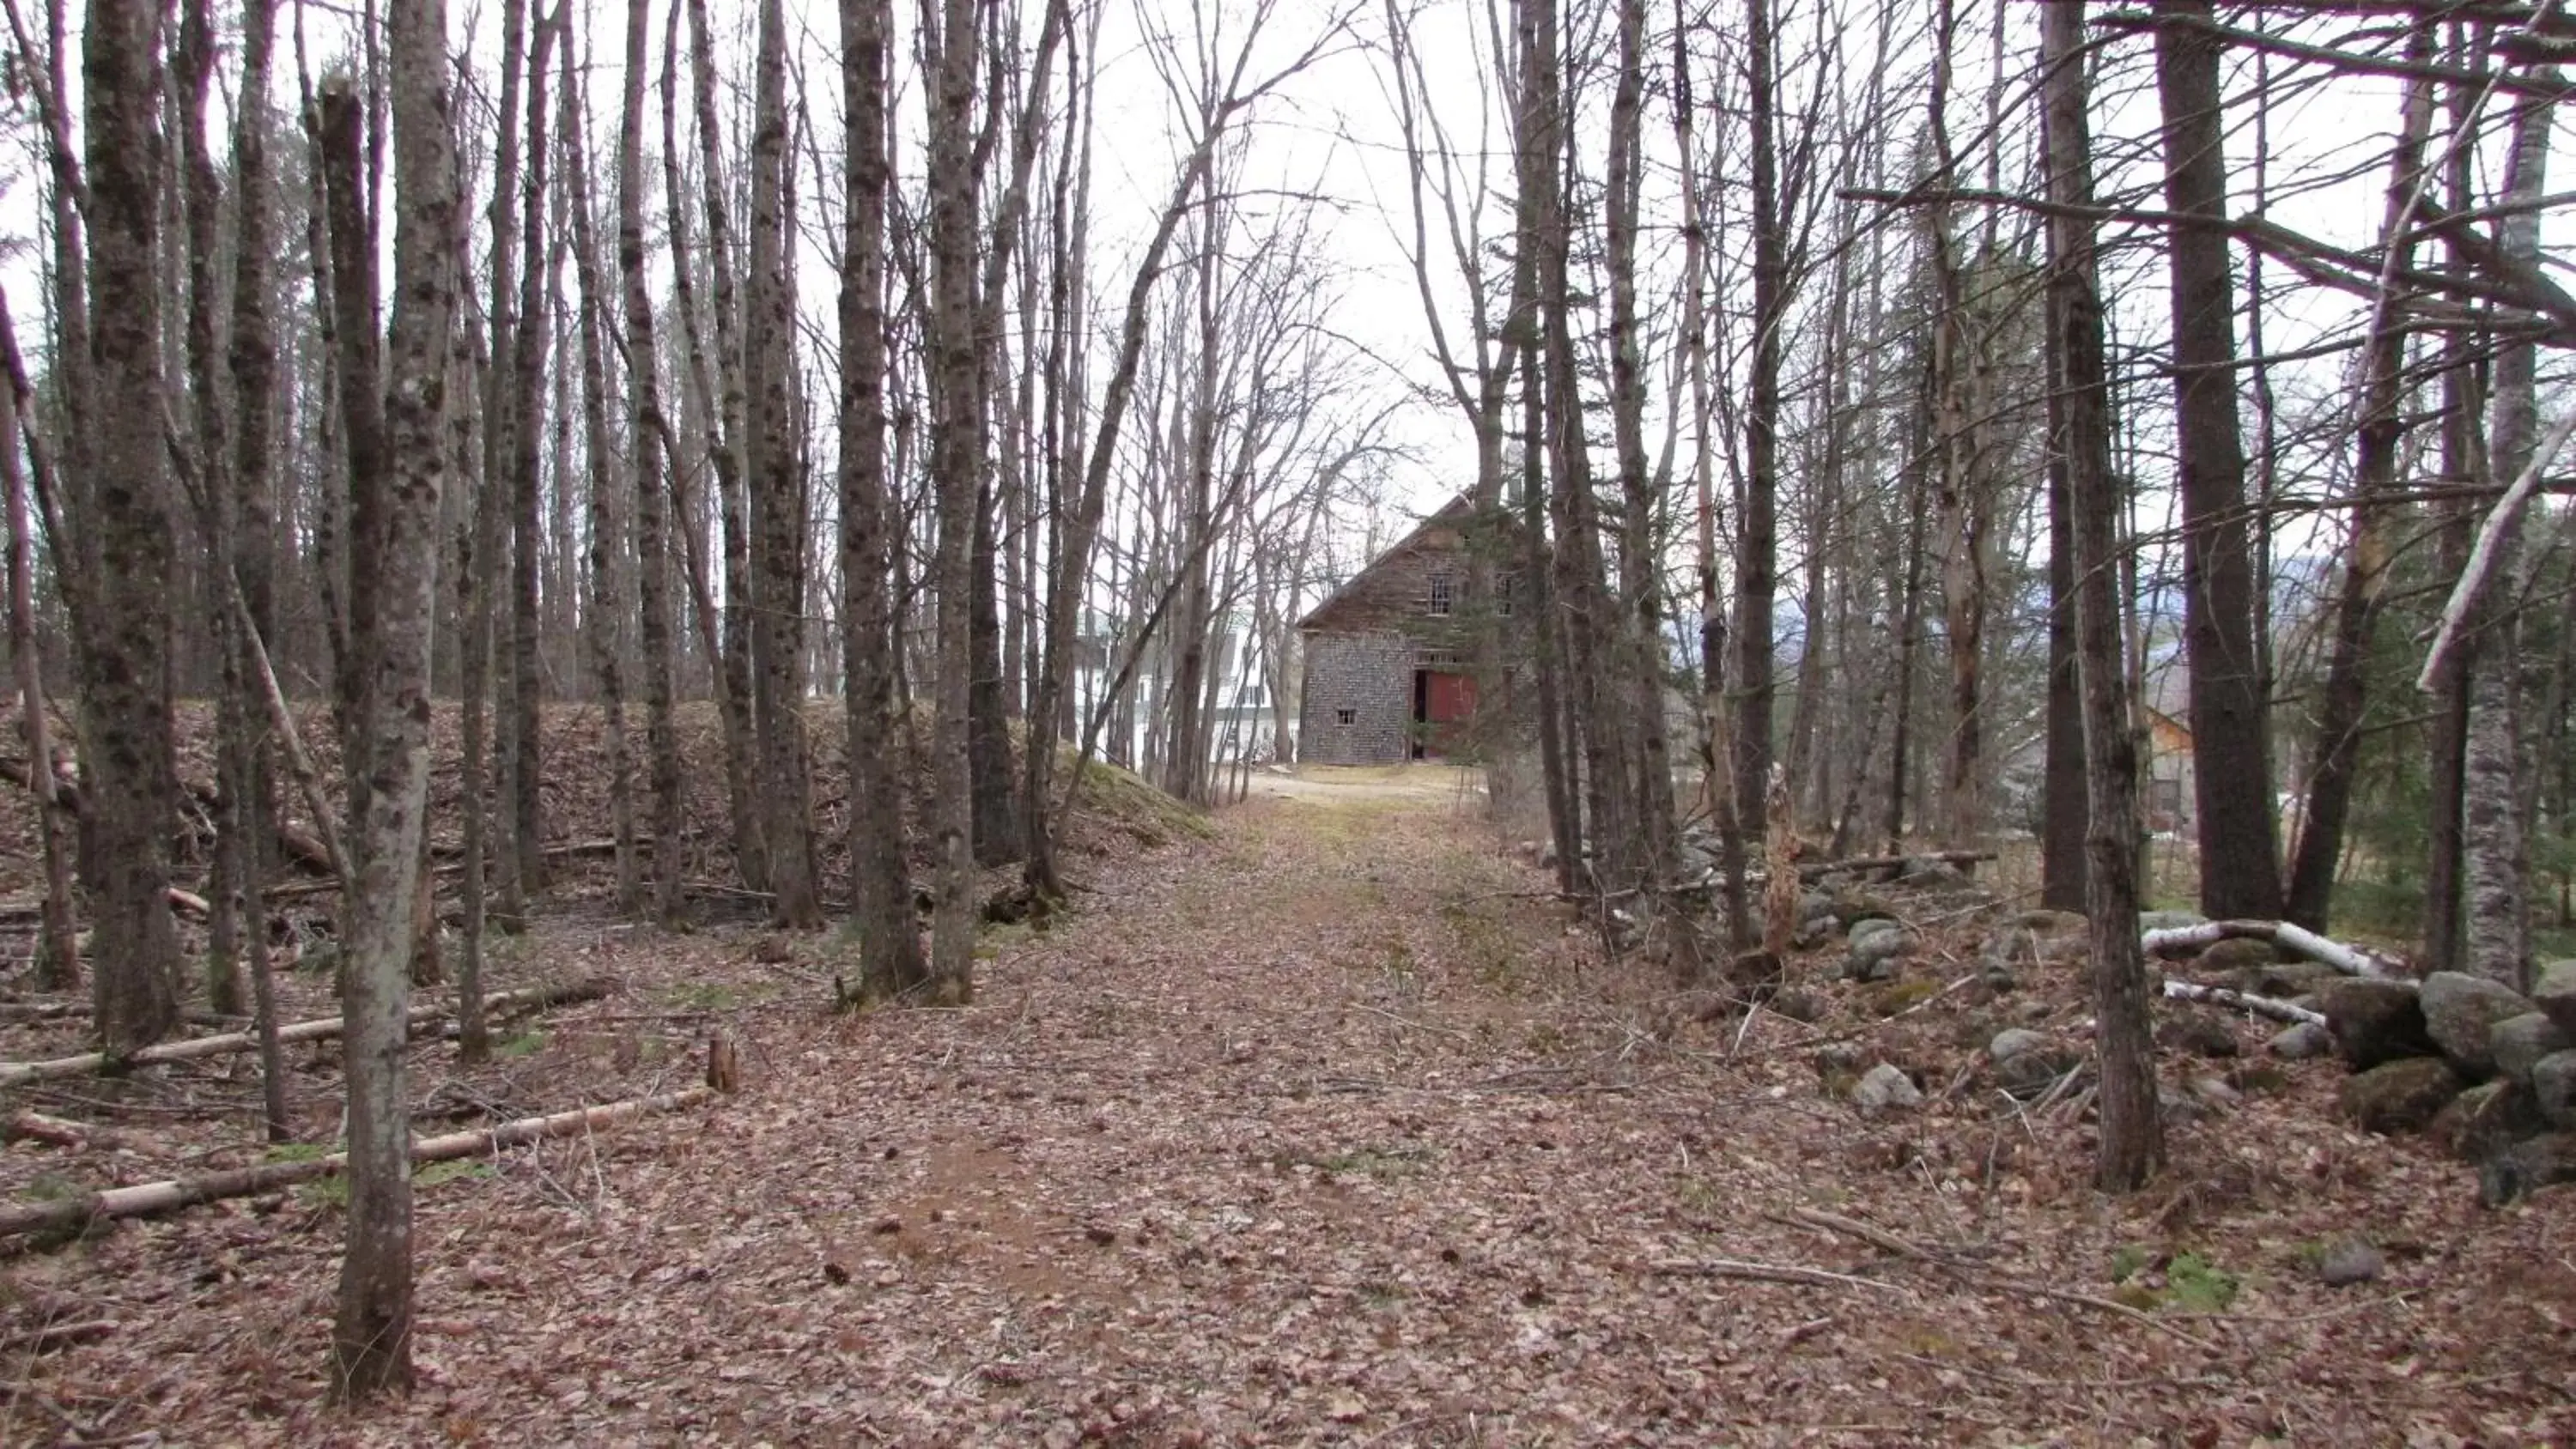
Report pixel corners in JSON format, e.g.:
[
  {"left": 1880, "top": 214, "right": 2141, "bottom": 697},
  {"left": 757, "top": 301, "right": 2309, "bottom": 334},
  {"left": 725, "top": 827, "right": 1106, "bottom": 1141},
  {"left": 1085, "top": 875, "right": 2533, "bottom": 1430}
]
[{"left": 1296, "top": 492, "right": 1489, "bottom": 634}]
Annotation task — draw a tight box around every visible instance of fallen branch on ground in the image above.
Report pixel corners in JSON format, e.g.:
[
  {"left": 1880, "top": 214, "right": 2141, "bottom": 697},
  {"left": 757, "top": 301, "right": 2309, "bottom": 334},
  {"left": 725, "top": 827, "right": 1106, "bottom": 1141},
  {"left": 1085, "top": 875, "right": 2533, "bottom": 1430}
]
[
  {"left": 0, "top": 979, "right": 611, "bottom": 1088},
  {"left": 2140, "top": 919, "right": 2403, "bottom": 979},
  {"left": 0, "top": 1085, "right": 714, "bottom": 1240},
  {"left": 1779, "top": 1203, "right": 2221, "bottom": 1352},
  {"left": 2160, "top": 978, "right": 2328, "bottom": 1026},
  {"left": 3, "top": 1111, "right": 126, "bottom": 1151},
  {"left": 1649, "top": 1257, "right": 1918, "bottom": 1298}
]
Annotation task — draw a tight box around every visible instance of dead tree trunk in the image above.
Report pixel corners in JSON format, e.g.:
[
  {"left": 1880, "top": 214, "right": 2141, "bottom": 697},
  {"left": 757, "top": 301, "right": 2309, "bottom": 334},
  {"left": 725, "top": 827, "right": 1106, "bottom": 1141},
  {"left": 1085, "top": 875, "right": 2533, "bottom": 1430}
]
[
  {"left": 2047, "top": 0, "right": 2160, "bottom": 1191},
  {"left": 0, "top": 297, "right": 73, "bottom": 990}
]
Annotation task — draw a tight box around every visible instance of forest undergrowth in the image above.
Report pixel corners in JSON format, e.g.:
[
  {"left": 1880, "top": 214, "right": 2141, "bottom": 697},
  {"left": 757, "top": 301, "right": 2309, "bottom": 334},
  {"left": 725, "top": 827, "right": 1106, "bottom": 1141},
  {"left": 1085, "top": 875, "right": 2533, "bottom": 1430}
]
[{"left": 0, "top": 751, "right": 2569, "bottom": 1445}]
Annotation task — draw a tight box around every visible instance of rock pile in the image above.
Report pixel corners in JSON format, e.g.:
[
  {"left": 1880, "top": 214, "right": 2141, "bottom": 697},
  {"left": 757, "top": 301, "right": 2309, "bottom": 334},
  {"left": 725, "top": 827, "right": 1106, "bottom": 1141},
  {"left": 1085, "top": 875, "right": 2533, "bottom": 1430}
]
[{"left": 2319, "top": 965, "right": 2576, "bottom": 1204}]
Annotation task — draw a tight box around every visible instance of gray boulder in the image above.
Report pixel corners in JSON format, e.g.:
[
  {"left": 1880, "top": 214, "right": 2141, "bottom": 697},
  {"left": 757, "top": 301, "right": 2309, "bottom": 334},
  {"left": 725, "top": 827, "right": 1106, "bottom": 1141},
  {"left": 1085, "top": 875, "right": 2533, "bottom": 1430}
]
[
  {"left": 2267, "top": 1021, "right": 2333, "bottom": 1060},
  {"left": 2235, "top": 959, "right": 2341, "bottom": 999},
  {"left": 2190, "top": 937, "right": 2280, "bottom": 978},
  {"left": 2340, "top": 1057, "right": 2464, "bottom": 1136},
  {"left": 2490, "top": 1013, "right": 2570, "bottom": 1088},
  {"left": 2532, "top": 1051, "right": 2576, "bottom": 1130},
  {"left": 2480, "top": 1131, "right": 2576, "bottom": 1207},
  {"left": 1851, "top": 1063, "right": 1922, "bottom": 1114},
  {"left": 1843, "top": 925, "right": 1912, "bottom": 982},
  {"left": 2430, "top": 1080, "right": 2544, "bottom": 1163},
  {"left": 1849, "top": 916, "right": 1904, "bottom": 946},
  {"left": 2017, "top": 909, "right": 2087, "bottom": 937},
  {"left": 1898, "top": 856, "right": 1969, "bottom": 888},
  {"left": 1989, "top": 1028, "right": 2052, "bottom": 1064},
  {"left": 2158, "top": 1016, "right": 2241, "bottom": 1059},
  {"left": 2420, "top": 972, "right": 2535, "bottom": 1078},
  {"left": 2317, "top": 978, "right": 2435, "bottom": 1070},
  {"left": 2313, "top": 1240, "right": 2383, "bottom": 1288},
  {"left": 2533, "top": 960, "right": 2576, "bottom": 1040},
  {"left": 1990, "top": 1029, "right": 2075, "bottom": 1099}
]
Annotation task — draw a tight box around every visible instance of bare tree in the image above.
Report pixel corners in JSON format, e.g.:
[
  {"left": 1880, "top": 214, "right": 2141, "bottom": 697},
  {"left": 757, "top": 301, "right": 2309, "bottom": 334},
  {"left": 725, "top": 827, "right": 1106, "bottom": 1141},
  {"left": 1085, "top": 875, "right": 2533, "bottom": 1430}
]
[
  {"left": 2044, "top": 0, "right": 2159, "bottom": 1191},
  {"left": 79, "top": 0, "right": 184, "bottom": 1050},
  {"left": 619, "top": 0, "right": 685, "bottom": 925},
  {"left": 331, "top": 0, "right": 461, "bottom": 1386},
  {"left": 2153, "top": 0, "right": 2280, "bottom": 922}
]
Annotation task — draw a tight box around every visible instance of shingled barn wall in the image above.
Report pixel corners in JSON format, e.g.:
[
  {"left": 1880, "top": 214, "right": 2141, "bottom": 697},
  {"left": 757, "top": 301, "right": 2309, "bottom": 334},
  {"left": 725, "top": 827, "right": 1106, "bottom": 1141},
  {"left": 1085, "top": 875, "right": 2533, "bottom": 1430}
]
[{"left": 1299, "top": 631, "right": 1415, "bottom": 765}]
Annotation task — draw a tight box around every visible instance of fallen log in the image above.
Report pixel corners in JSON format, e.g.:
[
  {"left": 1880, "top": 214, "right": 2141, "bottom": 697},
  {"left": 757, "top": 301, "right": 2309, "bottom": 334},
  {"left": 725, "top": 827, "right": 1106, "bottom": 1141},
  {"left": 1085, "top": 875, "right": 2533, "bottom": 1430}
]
[
  {"left": 0, "top": 884, "right": 208, "bottom": 927},
  {"left": 2160, "top": 978, "right": 2328, "bottom": 1027},
  {"left": 1795, "top": 849, "right": 1996, "bottom": 882},
  {"left": 0, "top": 1085, "right": 714, "bottom": 1240},
  {"left": 3, "top": 1110, "right": 125, "bottom": 1151},
  {"left": 2140, "top": 919, "right": 2404, "bottom": 979},
  {"left": 0, "top": 978, "right": 612, "bottom": 1089}
]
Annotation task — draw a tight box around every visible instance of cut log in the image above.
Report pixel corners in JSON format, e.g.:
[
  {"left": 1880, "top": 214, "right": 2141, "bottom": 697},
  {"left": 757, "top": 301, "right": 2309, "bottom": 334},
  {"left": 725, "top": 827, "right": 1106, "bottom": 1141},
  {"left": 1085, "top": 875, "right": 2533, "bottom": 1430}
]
[
  {"left": 0, "top": 1085, "right": 714, "bottom": 1240},
  {"left": 0, "top": 978, "right": 612, "bottom": 1088},
  {"left": 2140, "top": 919, "right": 2405, "bottom": 979},
  {"left": 2160, "top": 978, "right": 2329, "bottom": 1027}
]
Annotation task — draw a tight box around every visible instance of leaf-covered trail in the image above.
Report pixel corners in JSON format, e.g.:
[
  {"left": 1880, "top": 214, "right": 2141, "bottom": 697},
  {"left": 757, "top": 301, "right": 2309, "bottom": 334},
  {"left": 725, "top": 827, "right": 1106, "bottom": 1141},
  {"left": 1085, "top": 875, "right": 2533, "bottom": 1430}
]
[{"left": 11, "top": 776, "right": 2575, "bottom": 1445}]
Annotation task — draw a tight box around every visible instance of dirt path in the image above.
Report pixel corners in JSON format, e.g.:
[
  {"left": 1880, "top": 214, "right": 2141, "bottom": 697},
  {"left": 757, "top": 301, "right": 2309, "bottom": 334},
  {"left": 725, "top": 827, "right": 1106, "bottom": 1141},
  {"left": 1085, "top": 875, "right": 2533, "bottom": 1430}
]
[{"left": 7, "top": 783, "right": 2573, "bottom": 1445}]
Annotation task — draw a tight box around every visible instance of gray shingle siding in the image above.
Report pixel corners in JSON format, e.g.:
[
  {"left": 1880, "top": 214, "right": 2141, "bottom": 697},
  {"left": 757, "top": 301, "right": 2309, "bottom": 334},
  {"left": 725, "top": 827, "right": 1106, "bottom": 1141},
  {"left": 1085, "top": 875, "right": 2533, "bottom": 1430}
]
[{"left": 1299, "top": 631, "right": 1414, "bottom": 765}]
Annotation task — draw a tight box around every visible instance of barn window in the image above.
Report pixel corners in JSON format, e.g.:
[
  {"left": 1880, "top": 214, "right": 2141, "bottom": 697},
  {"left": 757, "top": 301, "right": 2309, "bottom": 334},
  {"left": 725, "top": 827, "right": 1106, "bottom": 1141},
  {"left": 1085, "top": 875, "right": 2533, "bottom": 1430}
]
[
  {"left": 1335, "top": 707, "right": 1357, "bottom": 726},
  {"left": 1427, "top": 572, "right": 1455, "bottom": 615},
  {"left": 1497, "top": 570, "right": 1517, "bottom": 616}
]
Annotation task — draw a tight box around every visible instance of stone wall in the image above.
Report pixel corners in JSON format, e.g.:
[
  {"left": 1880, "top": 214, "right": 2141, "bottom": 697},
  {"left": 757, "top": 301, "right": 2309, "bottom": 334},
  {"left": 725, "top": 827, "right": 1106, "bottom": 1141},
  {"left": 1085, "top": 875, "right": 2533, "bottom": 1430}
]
[{"left": 1298, "top": 631, "right": 1415, "bottom": 766}]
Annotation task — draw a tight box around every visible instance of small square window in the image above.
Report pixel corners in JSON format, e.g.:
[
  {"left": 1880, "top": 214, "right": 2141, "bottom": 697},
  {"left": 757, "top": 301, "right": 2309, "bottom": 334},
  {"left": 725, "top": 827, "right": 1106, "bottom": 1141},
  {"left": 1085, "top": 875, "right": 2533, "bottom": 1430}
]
[
  {"left": 1335, "top": 707, "right": 1357, "bottom": 726},
  {"left": 1497, "top": 571, "right": 1516, "bottom": 616},
  {"left": 1427, "top": 573, "right": 1454, "bottom": 616}
]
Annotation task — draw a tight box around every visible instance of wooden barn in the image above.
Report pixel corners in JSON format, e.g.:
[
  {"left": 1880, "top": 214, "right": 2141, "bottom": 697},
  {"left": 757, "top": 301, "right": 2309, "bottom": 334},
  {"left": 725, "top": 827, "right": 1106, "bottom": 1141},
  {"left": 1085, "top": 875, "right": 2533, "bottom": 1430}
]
[{"left": 1296, "top": 495, "right": 1520, "bottom": 766}]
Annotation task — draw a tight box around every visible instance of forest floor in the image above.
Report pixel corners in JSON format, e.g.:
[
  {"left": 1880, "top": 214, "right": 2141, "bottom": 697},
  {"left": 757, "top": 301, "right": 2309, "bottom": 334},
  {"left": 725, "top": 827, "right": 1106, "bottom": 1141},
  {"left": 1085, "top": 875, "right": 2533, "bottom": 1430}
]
[{"left": 1, "top": 751, "right": 2573, "bottom": 1446}]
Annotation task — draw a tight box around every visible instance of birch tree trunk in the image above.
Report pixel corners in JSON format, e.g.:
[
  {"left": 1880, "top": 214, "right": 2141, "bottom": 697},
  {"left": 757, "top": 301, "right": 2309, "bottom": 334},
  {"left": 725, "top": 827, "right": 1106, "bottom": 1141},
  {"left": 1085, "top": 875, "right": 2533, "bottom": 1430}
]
[
  {"left": 2463, "top": 82, "right": 2552, "bottom": 993},
  {"left": 331, "top": 0, "right": 459, "bottom": 1387}
]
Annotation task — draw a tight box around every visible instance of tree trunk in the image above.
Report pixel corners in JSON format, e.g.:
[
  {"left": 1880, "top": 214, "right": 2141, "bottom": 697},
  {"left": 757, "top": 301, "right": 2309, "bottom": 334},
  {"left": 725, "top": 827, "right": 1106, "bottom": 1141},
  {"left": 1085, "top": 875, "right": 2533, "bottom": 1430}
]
[
  {"left": 839, "top": 0, "right": 928, "bottom": 999},
  {"left": 2463, "top": 84, "right": 2551, "bottom": 993},
  {"left": 332, "top": 0, "right": 460, "bottom": 1385},
  {"left": 79, "top": 0, "right": 184, "bottom": 1051},
  {"left": 744, "top": 0, "right": 819, "bottom": 929},
  {"left": 2154, "top": 0, "right": 2279, "bottom": 921},
  {"left": 1, "top": 302, "right": 74, "bottom": 991},
  {"left": 1729, "top": 0, "right": 1784, "bottom": 932},
  {"left": 500, "top": 4, "right": 561, "bottom": 925},
  {"left": 2048, "top": 0, "right": 2160, "bottom": 1191},
  {"left": 683, "top": 0, "right": 764, "bottom": 894},
  {"left": 2040, "top": 385, "right": 2087, "bottom": 912},
  {"left": 559, "top": 38, "right": 640, "bottom": 919},
  {"left": 620, "top": 0, "right": 684, "bottom": 928},
  {"left": 923, "top": 0, "right": 983, "bottom": 999}
]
